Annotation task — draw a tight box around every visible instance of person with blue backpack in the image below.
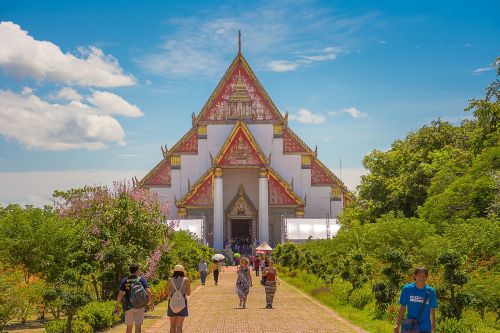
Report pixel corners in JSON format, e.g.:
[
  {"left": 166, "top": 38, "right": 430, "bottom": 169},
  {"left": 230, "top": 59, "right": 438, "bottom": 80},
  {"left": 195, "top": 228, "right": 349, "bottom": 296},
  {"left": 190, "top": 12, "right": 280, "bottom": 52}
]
[
  {"left": 394, "top": 267, "right": 438, "bottom": 333},
  {"left": 115, "top": 263, "right": 154, "bottom": 333}
]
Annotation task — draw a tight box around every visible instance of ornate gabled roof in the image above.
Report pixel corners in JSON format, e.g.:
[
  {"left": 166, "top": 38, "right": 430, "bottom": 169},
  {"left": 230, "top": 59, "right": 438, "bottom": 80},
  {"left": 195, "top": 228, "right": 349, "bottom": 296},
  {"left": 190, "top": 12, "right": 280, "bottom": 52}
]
[
  {"left": 194, "top": 52, "right": 284, "bottom": 124},
  {"left": 311, "top": 158, "right": 349, "bottom": 193},
  {"left": 138, "top": 158, "right": 171, "bottom": 187},
  {"left": 214, "top": 120, "right": 269, "bottom": 167},
  {"left": 226, "top": 184, "right": 257, "bottom": 218},
  {"left": 176, "top": 167, "right": 214, "bottom": 208},
  {"left": 268, "top": 167, "right": 304, "bottom": 207},
  {"left": 283, "top": 127, "right": 314, "bottom": 154},
  {"left": 168, "top": 126, "right": 198, "bottom": 155}
]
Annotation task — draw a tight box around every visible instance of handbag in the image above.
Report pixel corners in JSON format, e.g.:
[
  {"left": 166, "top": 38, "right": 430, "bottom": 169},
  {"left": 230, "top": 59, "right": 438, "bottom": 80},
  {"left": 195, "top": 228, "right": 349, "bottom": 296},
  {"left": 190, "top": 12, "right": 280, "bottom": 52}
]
[{"left": 400, "top": 289, "right": 430, "bottom": 333}]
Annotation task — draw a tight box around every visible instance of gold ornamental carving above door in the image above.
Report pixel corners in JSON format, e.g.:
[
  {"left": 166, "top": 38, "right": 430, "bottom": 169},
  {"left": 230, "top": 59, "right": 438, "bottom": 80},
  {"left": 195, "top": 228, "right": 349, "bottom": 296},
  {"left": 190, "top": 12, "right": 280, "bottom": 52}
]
[{"left": 226, "top": 184, "right": 257, "bottom": 219}]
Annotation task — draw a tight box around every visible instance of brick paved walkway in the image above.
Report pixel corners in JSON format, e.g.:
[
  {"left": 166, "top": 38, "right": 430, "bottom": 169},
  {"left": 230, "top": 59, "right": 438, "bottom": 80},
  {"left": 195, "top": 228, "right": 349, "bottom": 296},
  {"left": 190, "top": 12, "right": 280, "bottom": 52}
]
[{"left": 145, "top": 266, "right": 367, "bottom": 333}]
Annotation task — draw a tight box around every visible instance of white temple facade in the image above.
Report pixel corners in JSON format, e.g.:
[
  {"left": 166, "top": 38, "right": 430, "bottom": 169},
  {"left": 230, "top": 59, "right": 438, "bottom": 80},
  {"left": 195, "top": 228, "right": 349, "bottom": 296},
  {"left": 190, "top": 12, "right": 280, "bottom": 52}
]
[{"left": 138, "top": 43, "right": 351, "bottom": 249}]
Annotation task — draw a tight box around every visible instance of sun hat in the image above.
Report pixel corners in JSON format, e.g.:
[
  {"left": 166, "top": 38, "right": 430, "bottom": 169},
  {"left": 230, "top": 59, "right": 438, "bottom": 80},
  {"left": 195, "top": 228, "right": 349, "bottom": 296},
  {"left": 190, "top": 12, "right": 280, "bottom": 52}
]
[{"left": 172, "top": 264, "right": 187, "bottom": 275}]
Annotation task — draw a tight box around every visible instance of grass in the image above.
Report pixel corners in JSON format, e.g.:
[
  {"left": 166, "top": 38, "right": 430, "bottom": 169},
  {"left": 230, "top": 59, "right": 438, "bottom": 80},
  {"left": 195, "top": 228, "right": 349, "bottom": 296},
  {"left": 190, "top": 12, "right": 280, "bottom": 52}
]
[
  {"left": 280, "top": 274, "right": 393, "bottom": 333},
  {"left": 280, "top": 271, "right": 500, "bottom": 333}
]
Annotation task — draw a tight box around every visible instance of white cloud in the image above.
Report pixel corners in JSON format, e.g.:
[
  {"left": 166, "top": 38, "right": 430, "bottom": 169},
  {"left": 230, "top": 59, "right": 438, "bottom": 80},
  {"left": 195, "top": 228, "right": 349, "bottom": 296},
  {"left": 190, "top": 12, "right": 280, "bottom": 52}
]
[
  {"left": 0, "top": 21, "right": 136, "bottom": 87},
  {"left": 288, "top": 108, "right": 326, "bottom": 124},
  {"left": 473, "top": 67, "right": 493, "bottom": 75},
  {"left": 55, "top": 87, "right": 82, "bottom": 101},
  {"left": 267, "top": 60, "right": 299, "bottom": 72},
  {"left": 87, "top": 91, "right": 143, "bottom": 117},
  {"left": 0, "top": 89, "right": 127, "bottom": 150},
  {"left": 268, "top": 46, "right": 342, "bottom": 72},
  {"left": 378, "top": 40, "right": 387, "bottom": 44},
  {"left": 328, "top": 107, "right": 370, "bottom": 119},
  {"left": 0, "top": 169, "right": 146, "bottom": 207}
]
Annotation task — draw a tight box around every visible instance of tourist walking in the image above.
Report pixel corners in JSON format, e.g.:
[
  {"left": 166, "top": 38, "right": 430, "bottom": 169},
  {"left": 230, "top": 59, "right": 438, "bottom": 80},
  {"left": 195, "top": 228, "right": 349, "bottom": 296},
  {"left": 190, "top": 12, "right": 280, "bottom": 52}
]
[
  {"left": 263, "top": 260, "right": 279, "bottom": 309},
  {"left": 254, "top": 256, "right": 261, "bottom": 276},
  {"left": 210, "top": 260, "right": 221, "bottom": 285},
  {"left": 235, "top": 257, "right": 253, "bottom": 309},
  {"left": 114, "top": 263, "right": 154, "bottom": 333},
  {"left": 198, "top": 259, "right": 208, "bottom": 285},
  {"left": 394, "top": 267, "right": 438, "bottom": 333},
  {"left": 167, "top": 265, "right": 191, "bottom": 333}
]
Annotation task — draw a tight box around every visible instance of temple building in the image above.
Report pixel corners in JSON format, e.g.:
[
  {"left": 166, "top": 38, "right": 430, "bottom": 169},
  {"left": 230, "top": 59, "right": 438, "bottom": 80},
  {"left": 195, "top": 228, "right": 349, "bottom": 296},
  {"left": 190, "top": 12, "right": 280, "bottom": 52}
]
[{"left": 138, "top": 36, "right": 351, "bottom": 249}]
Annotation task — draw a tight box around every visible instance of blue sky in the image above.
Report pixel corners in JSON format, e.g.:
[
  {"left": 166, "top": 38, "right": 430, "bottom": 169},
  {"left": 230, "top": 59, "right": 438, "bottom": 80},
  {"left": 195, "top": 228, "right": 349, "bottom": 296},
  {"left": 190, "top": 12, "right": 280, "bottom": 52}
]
[{"left": 0, "top": 0, "right": 498, "bottom": 206}]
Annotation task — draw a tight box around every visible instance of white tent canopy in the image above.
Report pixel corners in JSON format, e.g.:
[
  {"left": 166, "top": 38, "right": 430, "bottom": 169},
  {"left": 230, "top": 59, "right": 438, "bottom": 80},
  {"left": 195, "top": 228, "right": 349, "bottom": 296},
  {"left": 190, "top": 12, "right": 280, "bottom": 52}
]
[{"left": 255, "top": 241, "right": 273, "bottom": 251}]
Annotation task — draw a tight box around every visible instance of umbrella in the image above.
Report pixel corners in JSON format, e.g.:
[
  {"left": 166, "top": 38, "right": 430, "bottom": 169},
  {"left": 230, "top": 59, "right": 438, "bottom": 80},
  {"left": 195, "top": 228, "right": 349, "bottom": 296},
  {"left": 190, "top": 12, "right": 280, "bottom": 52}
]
[
  {"left": 212, "top": 254, "right": 225, "bottom": 261},
  {"left": 234, "top": 253, "right": 241, "bottom": 257},
  {"left": 255, "top": 250, "right": 267, "bottom": 254},
  {"left": 255, "top": 241, "right": 273, "bottom": 251}
]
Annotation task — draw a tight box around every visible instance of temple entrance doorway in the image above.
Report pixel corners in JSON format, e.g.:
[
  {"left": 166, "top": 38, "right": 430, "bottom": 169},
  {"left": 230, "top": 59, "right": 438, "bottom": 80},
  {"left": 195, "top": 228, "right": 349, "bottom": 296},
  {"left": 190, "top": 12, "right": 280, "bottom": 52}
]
[{"left": 231, "top": 219, "right": 251, "bottom": 239}]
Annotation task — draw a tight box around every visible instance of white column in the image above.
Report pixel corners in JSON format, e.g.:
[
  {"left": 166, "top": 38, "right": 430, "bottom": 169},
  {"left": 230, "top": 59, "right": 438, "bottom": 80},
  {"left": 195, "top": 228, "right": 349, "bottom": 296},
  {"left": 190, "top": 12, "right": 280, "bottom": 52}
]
[
  {"left": 213, "top": 167, "right": 224, "bottom": 249},
  {"left": 258, "top": 168, "right": 269, "bottom": 242}
]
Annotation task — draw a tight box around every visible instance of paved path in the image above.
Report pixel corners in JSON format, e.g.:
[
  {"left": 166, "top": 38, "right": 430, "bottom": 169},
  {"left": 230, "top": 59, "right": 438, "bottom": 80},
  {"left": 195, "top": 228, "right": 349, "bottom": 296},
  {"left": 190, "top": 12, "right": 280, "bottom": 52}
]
[{"left": 145, "top": 266, "right": 367, "bottom": 333}]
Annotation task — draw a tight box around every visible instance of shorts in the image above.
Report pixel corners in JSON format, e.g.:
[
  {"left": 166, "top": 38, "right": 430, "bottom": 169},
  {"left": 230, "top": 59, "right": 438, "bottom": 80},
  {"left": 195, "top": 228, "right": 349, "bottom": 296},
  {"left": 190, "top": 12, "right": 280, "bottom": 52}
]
[{"left": 124, "top": 308, "right": 145, "bottom": 325}]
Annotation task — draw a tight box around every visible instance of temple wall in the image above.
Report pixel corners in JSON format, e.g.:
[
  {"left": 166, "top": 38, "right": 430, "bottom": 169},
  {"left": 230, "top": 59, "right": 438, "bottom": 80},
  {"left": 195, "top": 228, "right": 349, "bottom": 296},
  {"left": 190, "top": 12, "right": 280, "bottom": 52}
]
[
  {"left": 270, "top": 137, "right": 302, "bottom": 193},
  {"left": 247, "top": 124, "right": 273, "bottom": 156}
]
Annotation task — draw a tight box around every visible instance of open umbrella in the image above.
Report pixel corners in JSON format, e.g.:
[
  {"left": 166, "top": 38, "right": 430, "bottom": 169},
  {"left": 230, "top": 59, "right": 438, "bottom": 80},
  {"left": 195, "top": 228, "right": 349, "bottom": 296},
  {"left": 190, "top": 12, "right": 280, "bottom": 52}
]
[
  {"left": 212, "top": 254, "right": 225, "bottom": 261},
  {"left": 255, "top": 241, "right": 273, "bottom": 251}
]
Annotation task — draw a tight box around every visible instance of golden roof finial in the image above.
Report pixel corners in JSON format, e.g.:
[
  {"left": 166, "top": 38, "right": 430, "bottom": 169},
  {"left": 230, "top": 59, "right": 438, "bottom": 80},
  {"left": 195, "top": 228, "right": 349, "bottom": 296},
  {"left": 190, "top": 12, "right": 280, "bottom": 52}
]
[{"left": 238, "top": 30, "right": 242, "bottom": 54}]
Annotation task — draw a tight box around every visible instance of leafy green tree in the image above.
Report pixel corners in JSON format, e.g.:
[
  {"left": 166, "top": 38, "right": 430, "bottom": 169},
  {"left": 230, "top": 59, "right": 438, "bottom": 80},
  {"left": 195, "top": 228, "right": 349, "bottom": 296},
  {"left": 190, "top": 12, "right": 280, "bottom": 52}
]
[
  {"left": 53, "top": 182, "right": 169, "bottom": 300},
  {"left": 0, "top": 265, "right": 23, "bottom": 333},
  {"left": 438, "top": 252, "right": 470, "bottom": 319}
]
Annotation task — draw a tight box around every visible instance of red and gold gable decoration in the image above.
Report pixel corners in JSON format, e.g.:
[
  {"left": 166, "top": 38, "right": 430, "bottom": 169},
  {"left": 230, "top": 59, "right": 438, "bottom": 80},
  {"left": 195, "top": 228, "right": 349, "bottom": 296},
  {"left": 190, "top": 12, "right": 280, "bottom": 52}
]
[
  {"left": 268, "top": 173, "right": 301, "bottom": 206},
  {"left": 172, "top": 129, "right": 198, "bottom": 154},
  {"left": 200, "top": 61, "right": 279, "bottom": 122},
  {"left": 218, "top": 127, "right": 266, "bottom": 167},
  {"left": 143, "top": 159, "right": 171, "bottom": 186},
  {"left": 283, "top": 128, "right": 308, "bottom": 154},
  {"left": 311, "top": 159, "right": 337, "bottom": 186},
  {"left": 183, "top": 174, "right": 213, "bottom": 207}
]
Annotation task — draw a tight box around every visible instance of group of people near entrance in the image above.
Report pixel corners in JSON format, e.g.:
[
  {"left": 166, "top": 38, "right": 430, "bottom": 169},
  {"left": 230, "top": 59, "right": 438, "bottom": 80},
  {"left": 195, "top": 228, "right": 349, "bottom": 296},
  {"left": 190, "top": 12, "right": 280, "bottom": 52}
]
[{"left": 115, "top": 262, "right": 438, "bottom": 333}]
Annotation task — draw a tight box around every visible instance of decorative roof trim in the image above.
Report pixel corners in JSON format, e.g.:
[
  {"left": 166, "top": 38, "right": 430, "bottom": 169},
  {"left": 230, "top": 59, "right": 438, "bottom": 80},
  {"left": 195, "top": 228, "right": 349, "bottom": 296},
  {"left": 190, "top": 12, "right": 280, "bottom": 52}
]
[
  {"left": 194, "top": 52, "right": 284, "bottom": 125},
  {"left": 268, "top": 166, "right": 304, "bottom": 207},
  {"left": 283, "top": 127, "right": 314, "bottom": 155},
  {"left": 226, "top": 184, "right": 257, "bottom": 218},
  {"left": 138, "top": 158, "right": 170, "bottom": 188},
  {"left": 176, "top": 167, "right": 214, "bottom": 208},
  {"left": 167, "top": 126, "right": 198, "bottom": 156},
  {"left": 312, "top": 158, "right": 354, "bottom": 200},
  {"left": 214, "top": 120, "right": 270, "bottom": 166}
]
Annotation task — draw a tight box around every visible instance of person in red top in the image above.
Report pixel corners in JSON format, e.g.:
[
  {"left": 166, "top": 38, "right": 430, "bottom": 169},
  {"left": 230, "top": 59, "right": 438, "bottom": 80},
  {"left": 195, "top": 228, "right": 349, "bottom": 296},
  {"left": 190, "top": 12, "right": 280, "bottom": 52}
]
[{"left": 254, "top": 257, "right": 261, "bottom": 276}]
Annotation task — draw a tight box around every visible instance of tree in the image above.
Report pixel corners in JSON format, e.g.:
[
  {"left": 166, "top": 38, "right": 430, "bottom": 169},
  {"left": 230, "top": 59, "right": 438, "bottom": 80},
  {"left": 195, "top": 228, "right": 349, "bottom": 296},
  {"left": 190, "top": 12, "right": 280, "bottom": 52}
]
[
  {"left": 53, "top": 182, "right": 171, "bottom": 299},
  {"left": 438, "top": 252, "right": 470, "bottom": 319},
  {"left": 0, "top": 265, "right": 24, "bottom": 333}
]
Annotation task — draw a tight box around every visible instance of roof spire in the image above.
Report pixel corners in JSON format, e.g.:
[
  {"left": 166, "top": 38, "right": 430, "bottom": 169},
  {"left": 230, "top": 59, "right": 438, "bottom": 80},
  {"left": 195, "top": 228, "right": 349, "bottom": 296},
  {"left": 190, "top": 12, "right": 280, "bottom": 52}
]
[{"left": 238, "top": 30, "right": 241, "bottom": 54}]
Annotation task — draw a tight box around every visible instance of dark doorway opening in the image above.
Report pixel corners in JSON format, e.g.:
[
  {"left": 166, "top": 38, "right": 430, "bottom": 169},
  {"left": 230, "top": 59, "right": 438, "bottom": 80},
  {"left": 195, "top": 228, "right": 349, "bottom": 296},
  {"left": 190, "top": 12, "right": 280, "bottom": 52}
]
[{"left": 231, "top": 219, "right": 251, "bottom": 239}]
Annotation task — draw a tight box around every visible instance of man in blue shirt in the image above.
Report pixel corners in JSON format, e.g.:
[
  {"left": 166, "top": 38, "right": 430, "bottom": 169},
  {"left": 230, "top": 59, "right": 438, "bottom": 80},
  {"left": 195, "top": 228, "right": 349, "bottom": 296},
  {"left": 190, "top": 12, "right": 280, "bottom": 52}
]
[
  {"left": 395, "top": 267, "right": 438, "bottom": 333},
  {"left": 114, "top": 263, "right": 154, "bottom": 333}
]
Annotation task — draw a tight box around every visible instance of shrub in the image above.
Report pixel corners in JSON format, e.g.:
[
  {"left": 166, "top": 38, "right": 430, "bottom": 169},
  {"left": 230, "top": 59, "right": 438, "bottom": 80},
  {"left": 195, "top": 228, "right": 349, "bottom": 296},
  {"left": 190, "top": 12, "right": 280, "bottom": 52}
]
[
  {"left": 45, "top": 319, "right": 92, "bottom": 333},
  {"left": 77, "top": 301, "right": 121, "bottom": 331},
  {"left": 436, "top": 318, "right": 477, "bottom": 333},
  {"left": 349, "top": 284, "right": 373, "bottom": 309},
  {"left": 289, "top": 270, "right": 298, "bottom": 278},
  {"left": 329, "top": 278, "right": 352, "bottom": 305},
  {"left": 150, "top": 280, "right": 168, "bottom": 304}
]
